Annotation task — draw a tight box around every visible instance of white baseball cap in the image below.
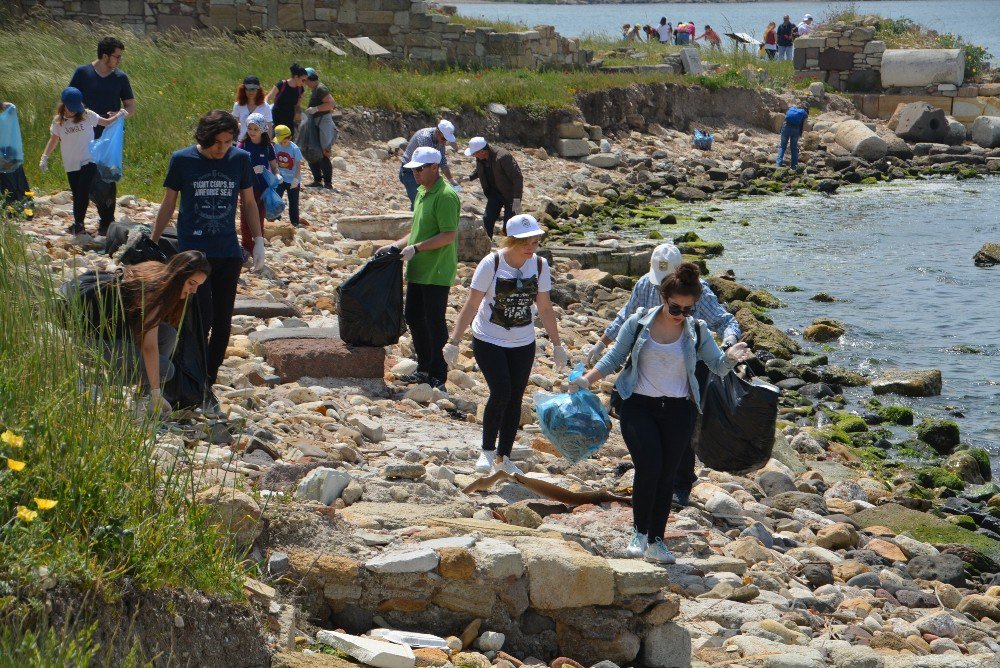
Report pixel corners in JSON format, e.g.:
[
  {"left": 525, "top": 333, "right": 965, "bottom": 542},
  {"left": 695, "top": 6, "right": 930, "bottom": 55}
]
[
  {"left": 437, "top": 119, "right": 457, "bottom": 143},
  {"left": 505, "top": 214, "right": 545, "bottom": 238},
  {"left": 803, "top": 14, "right": 813, "bottom": 20},
  {"left": 648, "top": 242, "right": 683, "bottom": 285},
  {"left": 464, "top": 136, "right": 488, "bottom": 156},
  {"left": 403, "top": 146, "right": 442, "bottom": 169}
]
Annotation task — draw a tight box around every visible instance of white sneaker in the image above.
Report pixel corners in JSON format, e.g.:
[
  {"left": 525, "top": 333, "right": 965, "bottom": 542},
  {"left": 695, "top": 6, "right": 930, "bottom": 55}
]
[
  {"left": 493, "top": 456, "right": 523, "bottom": 476},
  {"left": 475, "top": 451, "right": 493, "bottom": 474},
  {"left": 626, "top": 530, "right": 648, "bottom": 558},
  {"left": 644, "top": 538, "right": 676, "bottom": 565}
]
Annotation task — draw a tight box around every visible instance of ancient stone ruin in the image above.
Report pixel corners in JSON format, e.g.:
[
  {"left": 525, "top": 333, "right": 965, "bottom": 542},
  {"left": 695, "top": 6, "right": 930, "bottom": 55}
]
[{"left": 13, "top": 0, "right": 590, "bottom": 69}]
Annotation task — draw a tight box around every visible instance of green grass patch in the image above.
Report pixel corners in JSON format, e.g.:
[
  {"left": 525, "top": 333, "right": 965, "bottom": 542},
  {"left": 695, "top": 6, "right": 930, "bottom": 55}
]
[
  {"left": 0, "top": 21, "right": 716, "bottom": 200},
  {"left": 0, "top": 217, "right": 245, "bottom": 659},
  {"left": 448, "top": 13, "right": 529, "bottom": 33}
]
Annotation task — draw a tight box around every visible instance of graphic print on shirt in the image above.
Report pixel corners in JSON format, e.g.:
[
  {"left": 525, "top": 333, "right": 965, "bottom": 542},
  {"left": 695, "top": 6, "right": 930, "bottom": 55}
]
[
  {"left": 191, "top": 169, "right": 237, "bottom": 233},
  {"left": 489, "top": 276, "right": 538, "bottom": 329}
]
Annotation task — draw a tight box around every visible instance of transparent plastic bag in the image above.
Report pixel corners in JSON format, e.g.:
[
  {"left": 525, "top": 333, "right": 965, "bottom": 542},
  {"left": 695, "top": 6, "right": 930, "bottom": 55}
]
[
  {"left": 693, "top": 129, "right": 714, "bottom": 150},
  {"left": 261, "top": 170, "right": 285, "bottom": 221},
  {"left": 533, "top": 364, "right": 611, "bottom": 463},
  {"left": 0, "top": 104, "right": 25, "bottom": 174},
  {"left": 89, "top": 116, "right": 124, "bottom": 182}
]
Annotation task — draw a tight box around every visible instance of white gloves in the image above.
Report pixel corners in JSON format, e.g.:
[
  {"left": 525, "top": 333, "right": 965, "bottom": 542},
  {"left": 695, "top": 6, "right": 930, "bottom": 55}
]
[
  {"left": 553, "top": 344, "right": 569, "bottom": 372},
  {"left": 569, "top": 375, "right": 591, "bottom": 393},
  {"left": 149, "top": 390, "right": 171, "bottom": 416},
  {"left": 252, "top": 236, "right": 266, "bottom": 272},
  {"left": 725, "top": 342, "right": 753, "bottom": 363},
  {"left": 400, "top": 245, "right": 417, "bottom": 262},
  {"left": 723, "top": 335, "right": 738, "bottom": 348},
  {"left": 253, "top": 164, "right": 264, "bottom": 174},
  {"left": 512, "top": 198, "right": 522, "bottom": 214},
  {"left": 376, "top": 244, "right": 396, "bottom": 256},
  {"left": 585, "top": 341, "right": 606, "bottom": 367},
  {"left": 275, "top": 172, "right": 284, "bottom": 183},
  {"left": 39, "top": 155, "right": 48, "bottom": 172},
  {"left": 443, "top": 343, "right": 460, "bottom": 367}
]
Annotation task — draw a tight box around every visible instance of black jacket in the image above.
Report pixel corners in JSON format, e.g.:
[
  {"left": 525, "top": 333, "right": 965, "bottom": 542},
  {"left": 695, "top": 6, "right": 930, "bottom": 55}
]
[
  {"left": 776, "top": 21, "right": 797, "bottom": 47},
  {"left": 468, "top": 146, "right": 523, "bottom": 202}
]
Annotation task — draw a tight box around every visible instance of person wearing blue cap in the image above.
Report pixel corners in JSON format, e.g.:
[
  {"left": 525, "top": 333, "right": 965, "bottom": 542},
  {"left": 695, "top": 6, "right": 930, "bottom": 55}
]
[
  {"left": 69, "top": 36, "right": 136, "bottom": 237},
  {"left": 39, "top": 87, "right": 125, "bottom": 239}
]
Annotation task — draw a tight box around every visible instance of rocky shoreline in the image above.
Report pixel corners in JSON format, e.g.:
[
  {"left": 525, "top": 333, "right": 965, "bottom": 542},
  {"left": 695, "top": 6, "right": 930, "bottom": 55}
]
[{"left": 16, "top": 88, "right": 1000, "bottom": 667}]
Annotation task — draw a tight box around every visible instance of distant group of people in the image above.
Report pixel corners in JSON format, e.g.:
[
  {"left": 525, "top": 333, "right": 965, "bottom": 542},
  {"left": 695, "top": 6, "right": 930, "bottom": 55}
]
[{"left": 622, "top": 12, "right": 817, "bottom": 57}]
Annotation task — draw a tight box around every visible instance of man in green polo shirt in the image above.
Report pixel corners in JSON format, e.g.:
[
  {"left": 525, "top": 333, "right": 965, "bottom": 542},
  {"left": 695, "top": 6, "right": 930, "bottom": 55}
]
[{"left": 378, "top": 146, "right": 460, "bottom": 390}]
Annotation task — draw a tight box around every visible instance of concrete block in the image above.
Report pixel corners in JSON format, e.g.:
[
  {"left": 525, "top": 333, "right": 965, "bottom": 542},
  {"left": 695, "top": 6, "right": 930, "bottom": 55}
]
[
  {"left": 971, "top": 116, "right": 1000, "bottom": 148},
  {"left": 295, "top": 467, "right": 352, "bottom": 505},
  {"left": 248, "top": 328, "right": 386, "bottom": 382},
  {"left": 365, "top": 548, "right": 440, "bottom": 573},
  {"left": 679, "top": 47, "right": 703, "bottom": 75},
  {"left": 556, "top": 138, "right": 592, "bottom": 158},
  {"left": 877, "top": 95, "right": 952, "bottom": 120},
  {"left": 881, "top": 49, "right": 964, "bottom": 87},
  {"left": 315, "top": 631, "right": 416, "bottom": 668},
  {"left": 894, "top": 102, "right": 949, "bottom": 142},
  {"left": 819, "top": 48, "right": 854, "bottom": 71},
  {"left": 835, "top": 120, "right": 888, "bottom": 161}
]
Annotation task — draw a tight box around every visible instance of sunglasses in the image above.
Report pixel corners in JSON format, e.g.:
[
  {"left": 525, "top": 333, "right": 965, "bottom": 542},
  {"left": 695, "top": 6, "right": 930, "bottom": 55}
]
[
  {"left": 245, "top": 85, "right": 260, "bottom": 91},
  {"left": 666, "top": 301, "right": 694, "bottom": 317},
  {"left": 412, "top": 164, "right": 436, "bottom": 172}
]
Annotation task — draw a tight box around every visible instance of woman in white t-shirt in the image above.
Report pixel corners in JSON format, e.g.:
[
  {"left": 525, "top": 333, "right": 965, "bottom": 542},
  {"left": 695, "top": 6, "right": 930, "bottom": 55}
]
[
  {"left": 233, "top": 75, "right": 273, "bottom": 142},
  {"left": 443, "top": 214, "right": 569, "bottom": 475},
  {"left": 39, "top": 86, "right": 124, "bottom": 237}
]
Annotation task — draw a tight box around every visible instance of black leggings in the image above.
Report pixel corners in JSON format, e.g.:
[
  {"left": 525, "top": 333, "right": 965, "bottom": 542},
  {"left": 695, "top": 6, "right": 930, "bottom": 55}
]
[
  {"left": 620, "top": 394, "right": 697, "bottom": 541},
  {"left": 309, "top": 157, "right": 332, "bottom": 187},
  {"left": 473, "top": 338, "right": 535, "bottom": 457},
  {"left": 66, "top": 162, "right": 96, "bottom": 232},
  {"left": 276, "top": 182, "right": 300, "bottom": 226},
  {"left": 196, "top": 256, "right": 243, "bottom": 386}
]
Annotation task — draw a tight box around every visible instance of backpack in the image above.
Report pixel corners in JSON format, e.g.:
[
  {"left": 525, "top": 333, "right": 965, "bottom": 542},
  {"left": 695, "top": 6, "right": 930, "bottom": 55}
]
[{"left": 59, "top": 269, "right": 129, "bottom": 339}]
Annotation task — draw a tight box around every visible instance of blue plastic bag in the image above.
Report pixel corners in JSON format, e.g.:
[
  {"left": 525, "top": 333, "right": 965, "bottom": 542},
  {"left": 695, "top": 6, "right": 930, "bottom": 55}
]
[
  {"left": 261, "top": 170, "right": 285, "bottom": 220},
  {"left": 533, "top": 364, "right": 611, "bottom": 463},
  {"left": 0, "top": 104, "right": 25, "bottom": 174},
  {"left": 693, "top": 129, "right": 714, "bottom": 151},
  {"left": 89, "top": 116, "right": 124, "bottom": 182}
]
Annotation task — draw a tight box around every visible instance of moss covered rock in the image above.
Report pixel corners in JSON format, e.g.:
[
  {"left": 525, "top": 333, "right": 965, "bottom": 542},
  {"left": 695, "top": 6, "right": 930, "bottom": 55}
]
[
  {"left": 968, "top": 448, "right": 992, "bottom": 482},
  {"left": 916, "top": 466, "right": 965, "bottom": 492},
  {"left": 747, "top": 290, "right": 782, "bottom": 309},
  {"left": 877, "top": 404, "right": 914, "bottom": 426},
  {"left": 734, "top": 308, "right": 801, "bottom": 360},
  {"left": 706, "top": 275, "right": 751, "bottom": 303},
  {"left": 803, "top": 318, "right": 846, "bottom": 343},
  {"left": 948, "top": 515, "right": 978, "bottom": 530},
  {"left": 837, "top": 414, "right": 869, "bottom": 433},
  {"left": 945, "top": 451, "right": 986, "bottom": 486},
  {"left": 916, "top": 418, "right": 961, "bottom": 455}
]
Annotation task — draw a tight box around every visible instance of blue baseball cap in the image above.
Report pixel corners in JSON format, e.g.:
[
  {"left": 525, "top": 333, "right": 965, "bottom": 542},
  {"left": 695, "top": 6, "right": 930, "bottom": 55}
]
[
  {"left": 61, "top": 87, "right": 85, "bottom": 113},
  {"left": 305, "top": 67, "right": 318, "bottom": 80}
]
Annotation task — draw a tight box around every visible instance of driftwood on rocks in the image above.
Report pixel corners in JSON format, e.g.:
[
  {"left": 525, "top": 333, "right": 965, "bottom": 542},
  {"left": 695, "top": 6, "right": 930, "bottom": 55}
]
[{"left": 462, "top": 469, "right": 632, "bottom": 506}]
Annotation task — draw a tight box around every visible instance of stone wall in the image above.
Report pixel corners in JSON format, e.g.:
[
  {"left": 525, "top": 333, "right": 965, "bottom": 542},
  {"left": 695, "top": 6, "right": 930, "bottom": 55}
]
[
  {"left": 15, "top": 0, "right": 590, "bottom": 69},
  {"left": 792, "top": 18, "right": 885, "bottom": 93}
]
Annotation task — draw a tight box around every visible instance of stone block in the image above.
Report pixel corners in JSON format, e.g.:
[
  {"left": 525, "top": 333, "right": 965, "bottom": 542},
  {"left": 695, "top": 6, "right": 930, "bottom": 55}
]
[
  {"left": 871, "top": 369, "right": 942, "bottom": 397},
  {"left": 877, "top": 95, "right": 952, "bottom": 120},
  {"left": 819, "top": 48, "right": 855, "bottom": 71},
  {"left": 556, "top": 121, "right": 588, "bottom": 139},
  {"left": 608, "top": 558, "right": 671, "bottom": 596},
  {"left": 315, "top": 631, "right": 416, "bottom": 668},
  {"left": 944, "top": 117, "right": 967, "bottom": 145},
  {"left": 365, "top": 548, "right": 439, "bottom": 574},
  {"left": 845, "top": 69, "right": 881, "bottom": 93},
  {"left": 583, "top": 153, "right": 620, "bottom": 169},
  {"left": 894, "top": 102, "right": 949, "bottom": 142},
  {"left": 793, "top": 48, "right": 806, "bottom": 70},
  {"left": 794, "top": 37, "right": 826, "bottom": 50},
  {"left": 679, "top": 47, "right": 703, "bottom": 75},
  {"left": 643, "top": 623, "right": 692, "bottom": 668},
  {"left": 556, "top": 138, "right": 591, "bottom": 158},
  {"left": 233, "top": 298, "right": 300, "bottom": 318},
  {"left": 249, "top": 328, "right": 386, "bottom": 382},
  {"left": 953, "top": 98, "right": 987, "bottom": 122},
  {"left": 295, "top": 467, "right": 352, "bottom": 505},
  {"left": 881, "top": 49, "right": 964, "bottom": 87},
  {"left": 471, "top": 538, "right": 523, "bottom": 579},
  {"left": 519, "top": 538, "right": 614, "bottom": 610}
]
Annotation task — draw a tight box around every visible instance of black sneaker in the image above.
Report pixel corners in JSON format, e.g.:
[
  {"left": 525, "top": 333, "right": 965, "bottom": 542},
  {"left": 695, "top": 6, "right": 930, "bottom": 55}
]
[
  {"left": 428, "top": 377, "right": 448, "bottom": 393},
  {"left": 398, "top": 371, "right": 431, "bottom": 385},
  {"left": 306, "top": 181, "right": 324, "bottom": 188},
  {"left": 201, "top": 391, "right": 224, "bottom": 418},
  {"left": 672, "top": 489, "right": 691, "bottom": 509}
]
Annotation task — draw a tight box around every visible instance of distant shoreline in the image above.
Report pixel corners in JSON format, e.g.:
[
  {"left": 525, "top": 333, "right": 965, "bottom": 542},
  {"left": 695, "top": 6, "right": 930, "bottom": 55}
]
[{"left": 451, "top": 0, "right": 899, "bottom": 4}]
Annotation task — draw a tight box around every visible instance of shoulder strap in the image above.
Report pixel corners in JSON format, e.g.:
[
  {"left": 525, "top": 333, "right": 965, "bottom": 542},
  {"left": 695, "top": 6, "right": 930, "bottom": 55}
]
[
  {"left": 622, "top": 308, "right": 645, "bottom": 371},
  {"left": 536, "top": 255, "right": 543, "bottom": 275},
  {"left": 693, "top": 319, "right": 702, "bottom": 350}
]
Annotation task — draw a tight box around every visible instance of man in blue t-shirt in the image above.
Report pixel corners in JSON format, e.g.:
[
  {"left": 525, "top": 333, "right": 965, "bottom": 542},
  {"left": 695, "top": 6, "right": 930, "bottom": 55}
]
[
  {"left": 777, "top": 102, "right": 809, "bottom": 169},
  {"left": 69, "top": 36, "right": 136, "bottom": 237},
  {"left": 150, "top": 110, "right": 266, "bottom": 416}
]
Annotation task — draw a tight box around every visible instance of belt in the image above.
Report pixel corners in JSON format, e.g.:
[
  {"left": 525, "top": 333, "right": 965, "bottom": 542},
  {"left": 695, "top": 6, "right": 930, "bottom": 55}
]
[{"left": 626, "top": 393, "right": 689, "bottom": 411}]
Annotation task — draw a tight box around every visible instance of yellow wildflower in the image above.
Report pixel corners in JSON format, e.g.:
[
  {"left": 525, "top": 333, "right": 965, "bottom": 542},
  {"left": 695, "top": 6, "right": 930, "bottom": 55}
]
[
  {"left": 24, "top": 209, "right": 33, "bottom": 216},
  {"left": 34, "top": 498, "right": 58, "bottom": 510},
  {"left": 7, "top": 458, "right": 25, "bottom": 471},
  {"left": 24, "top": 190, "right": 33, "bottom": 197},
  {"left": 1, "top": 430, "right": 24, "bottom": 447},
  {"left": 16, "top": 506, "right": 38, "bottom": 522}
]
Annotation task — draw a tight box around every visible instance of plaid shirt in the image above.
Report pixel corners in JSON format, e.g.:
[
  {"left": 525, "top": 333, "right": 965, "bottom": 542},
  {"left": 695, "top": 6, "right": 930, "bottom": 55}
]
[
  {"left": 604, "top": 275, "right": 741, "bottom": 344},
  {"left": 401, "top": 127, "right": 449, "bottom": 171}
]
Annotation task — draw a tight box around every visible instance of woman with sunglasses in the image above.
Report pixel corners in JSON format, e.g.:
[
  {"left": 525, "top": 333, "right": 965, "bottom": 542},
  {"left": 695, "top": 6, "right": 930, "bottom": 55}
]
[
  {"left": 233, "top": 75, "right": 273, "bottom": 142},
  {"left": 572, "top": 263, "right": 752, "bottom": 564},
  {"left": 443, "top": 214, "right": 569, "bottom": 475}
]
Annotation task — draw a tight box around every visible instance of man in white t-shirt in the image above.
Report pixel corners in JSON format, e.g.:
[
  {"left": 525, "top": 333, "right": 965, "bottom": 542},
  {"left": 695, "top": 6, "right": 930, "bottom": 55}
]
[{"left": 797, "top": 15, "right": 814, "bottom": 36}]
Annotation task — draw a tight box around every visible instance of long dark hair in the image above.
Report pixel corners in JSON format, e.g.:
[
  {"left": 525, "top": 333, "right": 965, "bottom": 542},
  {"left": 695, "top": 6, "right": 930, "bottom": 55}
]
[{"left": 120, "top": 251, "right": 211, "bottom": 339}]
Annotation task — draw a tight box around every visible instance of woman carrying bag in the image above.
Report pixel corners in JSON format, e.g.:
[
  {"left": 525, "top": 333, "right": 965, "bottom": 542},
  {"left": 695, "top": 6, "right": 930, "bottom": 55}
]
[
  {"left": 571, "top": 263, "right": 752, "bottom": 564},
  {"left": 443, "top": 214, "right": 569, "bottom": 476}
]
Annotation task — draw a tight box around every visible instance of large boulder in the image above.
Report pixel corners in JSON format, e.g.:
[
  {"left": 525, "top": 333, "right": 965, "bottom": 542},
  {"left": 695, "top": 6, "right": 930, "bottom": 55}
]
[
  {"left": 336, "top": 213, "right": 490, "bottom": 262},
  {"left": 944, "top": 117, "right": 967, "bottom": 145},
  {"left": 974, "top": 242, "right": 1000, "bottom": 267},
  {"left": 835, "top": 120, "right": 888, "bottom": 161},
  {"left": 881, "top": 49, "right": 964, "bottom": 87},
  {"left": 893, "top": 102, "right": 949, "bottom": 143},
  {"left": 249, "top": 328, "right": 385, "bottom": 382},
  {"left": 519, "top": 538, "right": 614, "bottom": 610},
  {"left": 971, "top": 116, "right": 1000, "bottom": 149},
  {"left": 916, "top": 418, "right": 961, "bottom": 455},
  {"left": 734, "top": 308, "right": 801, "bottom": 360},
  {"left": 907, "top": 553, "right": 967, "bottom": 587},
  {"left": 871, "top": 369, "right": 942, "bottom": 397}
]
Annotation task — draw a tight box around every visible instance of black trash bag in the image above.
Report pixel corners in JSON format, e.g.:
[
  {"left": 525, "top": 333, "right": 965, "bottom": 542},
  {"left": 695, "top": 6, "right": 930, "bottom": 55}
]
[
  {"left": 162, "top": 293, "right": 209, "bottom": 409},
  {"left": 297, "top": 115, "right": 324, "bottom": 164},
  {"left": 693, "top": 367, "right": 780, "bottom": 474},
  {"left": 106, "top": 222, "right": 169, "bottom": 265},
  {"left": 58, "top": 269, "right": 128, "bottom": 340},
  {"left": 336, "top": 249, "right": 406, "bottom": 347}
]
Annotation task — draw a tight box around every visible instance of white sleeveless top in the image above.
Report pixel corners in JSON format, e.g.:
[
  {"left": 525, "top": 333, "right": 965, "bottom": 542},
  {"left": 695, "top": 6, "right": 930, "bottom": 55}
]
[{"left": 632, "top": 335, "right": 689, "bottom": 398}]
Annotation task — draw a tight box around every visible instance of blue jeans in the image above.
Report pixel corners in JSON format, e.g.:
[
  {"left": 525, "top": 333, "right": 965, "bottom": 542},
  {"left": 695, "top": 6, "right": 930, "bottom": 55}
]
[
  {"left": 399, "top": 164, "right": 419, "bottom": 210},
  {"left": 777, "top": 125, "right": 801, "bottom": 168},
  {"left": 777, "top": 44, "right": 793, "bottom": 61}
]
